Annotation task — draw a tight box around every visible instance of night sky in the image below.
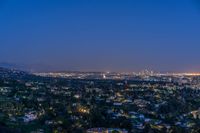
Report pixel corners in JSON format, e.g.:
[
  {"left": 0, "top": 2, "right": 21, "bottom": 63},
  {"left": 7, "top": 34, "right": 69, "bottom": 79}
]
[{"left": 0, "top": 0, "right": 200, "bottom": 72}]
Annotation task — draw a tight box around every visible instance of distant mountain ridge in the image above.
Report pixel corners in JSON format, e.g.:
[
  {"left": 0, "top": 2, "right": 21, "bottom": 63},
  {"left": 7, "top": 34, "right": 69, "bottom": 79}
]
[
  {"left": 0, "top": 66, "right": 32, "bottom": 80},
  {"left": 0, "top": 62, "right": 57, "bottom": 73}
]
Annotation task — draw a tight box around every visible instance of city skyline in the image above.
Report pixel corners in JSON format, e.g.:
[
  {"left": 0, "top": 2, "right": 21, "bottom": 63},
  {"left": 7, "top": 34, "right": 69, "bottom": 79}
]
[{"left": 1, "top": 0, "right": 200, "bottom": 72}]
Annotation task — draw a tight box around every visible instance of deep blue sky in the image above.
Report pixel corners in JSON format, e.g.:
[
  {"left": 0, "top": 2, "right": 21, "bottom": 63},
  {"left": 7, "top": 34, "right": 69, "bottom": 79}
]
[{"left": 0, "top": 0, "right": 200, "bottom": 72}]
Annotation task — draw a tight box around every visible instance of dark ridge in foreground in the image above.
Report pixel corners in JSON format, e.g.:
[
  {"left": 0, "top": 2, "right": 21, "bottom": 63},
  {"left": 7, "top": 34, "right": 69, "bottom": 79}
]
[{"left": 0, "top": 123, "right": 20, "bottom": 133}]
